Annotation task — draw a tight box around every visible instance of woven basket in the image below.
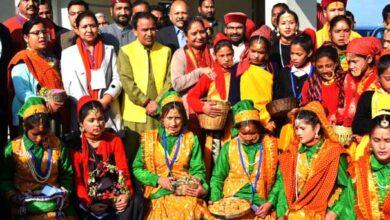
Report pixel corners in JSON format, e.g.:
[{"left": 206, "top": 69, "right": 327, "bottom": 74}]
[
  {"left": 266, "top": 97, "right": 299, "bottom": 118},
  {"left": 198, "top": 99, "right": 230, "bottom": 130},
  {"left": 333, "top": 125, "right": 353, "bottom": 146}
]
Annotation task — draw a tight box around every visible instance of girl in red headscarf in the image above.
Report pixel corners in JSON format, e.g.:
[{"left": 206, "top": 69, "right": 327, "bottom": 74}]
[
  {"left": 187, "top": 33, "right": 240, "bottom": 178},
  {"left": 340, "top": 37, "right": 383, "bottom": 128},
  {"left": 71, "top": 96, "right": 145, "bottom": 220}
]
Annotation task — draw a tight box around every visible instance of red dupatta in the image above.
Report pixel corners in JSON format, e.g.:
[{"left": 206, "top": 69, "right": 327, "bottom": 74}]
[
  {"left": 76, "top": 37, "right": 104, "bottom": 99},
  {"left": 184, "top": 45, "right": 213, "bottom": 73}
]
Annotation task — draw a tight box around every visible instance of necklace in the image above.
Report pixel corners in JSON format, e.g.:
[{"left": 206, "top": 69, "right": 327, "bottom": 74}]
[
  {"left": 237, "top": 138, "right": 263, "bottom": 204},
  {"left": 161, "top": 130, "right": 182, "bottom": 176},
  {"left": 322, "top": 77, "right": 335, "bottom": 86},
  {"left": 22, "top": 139, "right": 53, "bottom": 183}
]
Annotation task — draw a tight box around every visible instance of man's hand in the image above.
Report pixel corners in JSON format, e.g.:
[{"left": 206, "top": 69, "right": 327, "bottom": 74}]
[{"left": 146, "top": 100, "right": 158, "bottom": 116}]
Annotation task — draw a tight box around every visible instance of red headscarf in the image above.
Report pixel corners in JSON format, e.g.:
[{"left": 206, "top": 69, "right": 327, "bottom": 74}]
[
  {"left": 77, "top": 95, "right": 95, "bottom": 117},
  {"left": 236, "top": 26, "right": 273, "bottom": 77},
  {"left": 245, "top": 18, "right": 256, "bottom": 42},
  {"left": 213, "top": 33, "right": 230, "bottom": 48},
  {"left": 302, "top": 28, "right": 317, "bottom": 53},
  {"left": 346, "top": 37, "right": 383, "bottom": 62}
]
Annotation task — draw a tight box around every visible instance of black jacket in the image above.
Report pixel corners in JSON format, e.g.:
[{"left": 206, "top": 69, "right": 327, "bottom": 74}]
[
  {"left": 156, "top": 25, "right": 180, "bottom": 53},
  {"left": 0, "top": 23, "right": 12, "bottom": 147}
]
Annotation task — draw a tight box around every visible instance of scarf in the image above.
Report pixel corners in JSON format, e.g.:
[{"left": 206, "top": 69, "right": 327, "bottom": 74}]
[
  {"left": 305, "top": 67, "right": 345, "bottom": 108},
  {"left": 279, "top": 139, "right": 344, "bottom": 212},
  {"left": 76, "top": 37, "right": 104, "bottom": 99},
  {"left": 184, "top": 45, "right": 213, "bottom": 73}
]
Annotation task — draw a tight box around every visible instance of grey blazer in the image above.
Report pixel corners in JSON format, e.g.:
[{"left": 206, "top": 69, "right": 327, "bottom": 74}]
[{"left": 61, "top": 44, "right": 123, "bottom": 133}]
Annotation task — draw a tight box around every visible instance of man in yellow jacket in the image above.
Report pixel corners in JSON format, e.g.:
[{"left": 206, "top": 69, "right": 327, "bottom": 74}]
[
  {"left": 316, "top": 0, "right": 361, "bottom": 48},
  {"left": 118, "top": 12, "right": 172, "bottom": 165}
]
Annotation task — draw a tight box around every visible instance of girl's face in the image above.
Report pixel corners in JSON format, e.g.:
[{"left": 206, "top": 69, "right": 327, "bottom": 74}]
[
  {"left": 378, "top": 67, "right": 390, "bottom": 93},
  {"left": 347, "top": 53, "right": 371, "bottom": 77},
  {"left": 27, "top": 124, "right": 49, "bottom": 146},
  {"left": 370, "top": 127, "right": 390, "bottom": 163},
  {"left": 315, "top": 56, "right": 337, "bottom": 82},
  {"left": 330, "top": 20, "right": 351, "bottom": 47},
  {"left": 294, "top": 119, "right": 320, "bottom": 145},
  {"left": 186, "top": 21, "right": 207, "bottom": 50},
  {"left": 238, "top": 122, "right": 260, "bottom": 145},
  {"left": 290, "top": 44, "right": 311, "bottom": 68},
  {"left": 77, "top": 16, "right": 99, "bottom": 45},
  {"left": 162, "top": 108, "right": 183, "bottom": 135},
  {"left": 23, "top": 23, "right": 48, "bottom": 51},
  {"left": 277, "top": 13, "right": 298, "bottom": 39},
  {"left": 248, "top": 41, "right": 268, "bottom": 65},
  {"left": 81, "top": 109, "right": 105, "bottom": 138},
  {"left": 215, "top": 45, "right": 234, "bottom": 69}
]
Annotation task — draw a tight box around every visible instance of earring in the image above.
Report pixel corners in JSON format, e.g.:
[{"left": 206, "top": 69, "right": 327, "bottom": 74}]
[
  {"left": 80, "top": 126, "right": 84, "bottom": 133},
  {"left": 276, "top": 29, "right": 280, "bottom": 37},
  {"left": 315, "top": 132, "right": 319, "bottom": 139}
]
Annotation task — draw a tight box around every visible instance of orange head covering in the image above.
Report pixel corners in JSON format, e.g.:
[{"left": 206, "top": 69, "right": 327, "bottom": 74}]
[
  {"left": 296, "top": 101, "right": 339, "bottom": 143},
  {"left": 224, "top": 12, "right": 247, "bottom": 25},
  {"left": 213, "top": 32, "right": 230, "bottom": 48},
  {"left": 346, "top": 37, "right": 383, "bottom": 61},
  {"left": 321, "top": 0, "right": 347, "bottom": 9}
]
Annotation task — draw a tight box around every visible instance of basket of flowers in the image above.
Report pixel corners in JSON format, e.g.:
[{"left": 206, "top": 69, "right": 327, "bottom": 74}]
[{"left": 88, "top": 162, "right": 129, "bottom": 203}]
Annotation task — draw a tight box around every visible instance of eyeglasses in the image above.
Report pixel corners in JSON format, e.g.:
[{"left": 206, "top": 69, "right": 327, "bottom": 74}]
[{"left": 28, "top": 30, "right": 48, "bottom": 36}]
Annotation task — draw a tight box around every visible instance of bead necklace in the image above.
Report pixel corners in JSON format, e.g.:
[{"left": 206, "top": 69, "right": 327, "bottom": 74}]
[{"left": 23, "top": 139, "right": 53, "bottom": 183}]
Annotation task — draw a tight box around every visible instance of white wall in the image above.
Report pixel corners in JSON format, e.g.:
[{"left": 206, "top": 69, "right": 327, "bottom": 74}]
[
  {"left": 0, "top": 0, "right": 16, "bottom": 22},
  {"left": 265, "top": 0, "right": 316, "bottom": 30}
]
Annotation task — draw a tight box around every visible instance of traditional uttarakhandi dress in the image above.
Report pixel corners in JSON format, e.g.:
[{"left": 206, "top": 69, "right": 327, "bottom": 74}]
[
  {"left": 351, "top": 152, "right": 390, "bottom": 219},
  {"left": 133, "top": 127, "right": 213, "bottom": 219},
  {"left": 268, "top": 102, "right": 356, "bottom": 219},
  {"left": 0, "top": 133, "right": 75, "bottom": 219},
  {"left": 210, "top": 135, "right": 278, "bottom": 219}
]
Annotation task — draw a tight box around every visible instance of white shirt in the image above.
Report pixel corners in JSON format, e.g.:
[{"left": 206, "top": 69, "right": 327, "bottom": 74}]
[
  {"left": 233, "top": 42, "right": 246, "bottom": 64},
  {"left": 291, "top": 63, "right": 313, "bottom": 77}
]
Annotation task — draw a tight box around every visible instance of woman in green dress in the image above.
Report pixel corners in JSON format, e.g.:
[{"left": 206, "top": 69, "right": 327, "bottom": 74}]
[
  {"left": 0, "top": 97, "right": 75, "bottom": 219},
  {"left": 210, "top": 99, "right": 279, "bottom": 219},
  {"left": 132, "top": 90, "right": 212, "bottom": 219},
  {"left": 351, "top": 113, "right": 390, "bottom": 219},
  {"left": 263, "top": 101, "right": 356, "bottom": 219}
]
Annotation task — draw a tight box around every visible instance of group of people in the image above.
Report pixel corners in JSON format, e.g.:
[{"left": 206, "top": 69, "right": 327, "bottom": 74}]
[{"left": 0, "top": 0, "right": 389, "bottom": 219}]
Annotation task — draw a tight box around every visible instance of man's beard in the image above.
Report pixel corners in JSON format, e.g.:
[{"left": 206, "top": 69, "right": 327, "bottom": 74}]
[{"left": 114, "top": 15, "right": 130, "bottom": 26}]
